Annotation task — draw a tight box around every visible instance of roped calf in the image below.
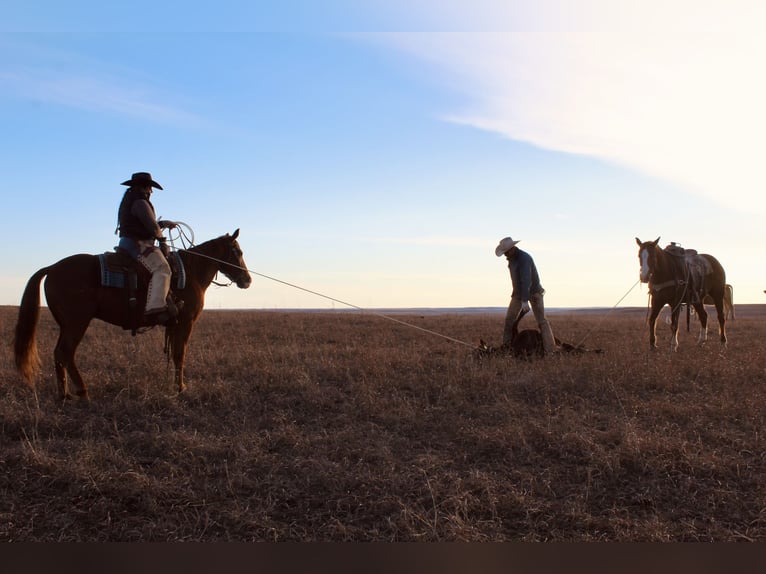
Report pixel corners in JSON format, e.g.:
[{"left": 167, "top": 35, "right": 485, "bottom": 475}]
[{"left": 476, "top": 308, "right": 603, "bottom": 359}]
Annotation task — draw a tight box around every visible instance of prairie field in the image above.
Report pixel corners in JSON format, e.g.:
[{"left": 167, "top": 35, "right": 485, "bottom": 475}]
[{"left": 0, "top": 304, "right": 764, "bottom": 541}]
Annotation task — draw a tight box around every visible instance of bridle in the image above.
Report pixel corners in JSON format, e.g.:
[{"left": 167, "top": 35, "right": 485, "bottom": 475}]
[{"left": 211, "top": 240, "right": 249, "bottom": 287}]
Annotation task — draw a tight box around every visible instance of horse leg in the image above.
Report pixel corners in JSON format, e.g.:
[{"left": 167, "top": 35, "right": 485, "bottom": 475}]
[
  {"left": 715, "top": 299, "right": 728, "bottom": 350},
  {"left": 174, "top": 350, "right": 186, "bottom": 394},
  {"left": 693, "top": 302, "right": 708, "bottom": 346},
  {"left": 648, "top": 305, "right": 661, "bottom": 349},
  {"left": 53, "top": 323, "right": 90, "bottom": 401},
  {"left": 669, "top": 307, "right": 681, "bottom": 353},
  {"left": 53, "top": 350, "right": 69, "bottom": 400},
  {"left": 170, "top": 321, "right": 194, "bottom": 393}
]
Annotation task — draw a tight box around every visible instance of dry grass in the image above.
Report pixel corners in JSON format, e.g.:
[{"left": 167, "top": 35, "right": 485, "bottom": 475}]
[{"left": 1, "top": 305, "right": 764, "bottom": 541}]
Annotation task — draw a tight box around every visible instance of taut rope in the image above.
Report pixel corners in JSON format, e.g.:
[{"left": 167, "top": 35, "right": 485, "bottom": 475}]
[
  {"left": 181, "top": 249, "right": 477, "bottom": 349},
  {"left": 573, "top": 279, "right": 641, "bottom": 349},
  {"left": 173, "top": 223, "right": 638, "bottom": 352}
]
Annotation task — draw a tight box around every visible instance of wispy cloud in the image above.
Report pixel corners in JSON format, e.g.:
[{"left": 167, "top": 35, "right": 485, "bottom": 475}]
[
  {"left": 368, "top": 1, "right": 766, "bottom": 211},
  {"left": 0, "top": 67, "right": 203, "bottom": 126}
]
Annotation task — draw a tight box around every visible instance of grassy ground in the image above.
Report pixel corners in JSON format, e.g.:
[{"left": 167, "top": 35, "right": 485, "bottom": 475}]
[{"left": 1, "top": 305, "right": 764, "bottom": 541}]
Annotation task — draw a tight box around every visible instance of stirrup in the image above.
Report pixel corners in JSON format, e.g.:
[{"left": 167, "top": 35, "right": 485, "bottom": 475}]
[
  {"left": 144, "top": 309, "right": 171, "bottom": 326},
  {"left": 167, "top": 298, "right": 184, "bottom": 317}
]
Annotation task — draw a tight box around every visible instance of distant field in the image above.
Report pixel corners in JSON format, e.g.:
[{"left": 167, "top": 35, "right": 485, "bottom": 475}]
[{"left": 1, "top": 305, "right": 764, "bottom": 541}]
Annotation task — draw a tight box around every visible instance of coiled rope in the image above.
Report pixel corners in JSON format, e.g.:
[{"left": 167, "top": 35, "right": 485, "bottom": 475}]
[{"left": 162, "top": 220, "right": 195, "bottom": 250}]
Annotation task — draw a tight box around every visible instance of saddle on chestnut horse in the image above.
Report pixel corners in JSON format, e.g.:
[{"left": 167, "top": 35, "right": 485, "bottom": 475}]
[{"left": 97, "top": 250, "right": 186, "bottom": 333}]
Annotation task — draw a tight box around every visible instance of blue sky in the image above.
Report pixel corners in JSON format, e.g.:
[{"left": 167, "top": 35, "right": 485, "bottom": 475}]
[{"left": 2, "top": 1, "right": 765, "bottom": 310}]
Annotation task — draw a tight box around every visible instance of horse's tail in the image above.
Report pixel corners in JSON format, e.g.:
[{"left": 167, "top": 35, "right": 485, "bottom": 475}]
[
  {"left": 727, "top": 284, "right": 735, "bottom": 319},
  {"left": 13, "top": 267, "right": 49, "bottom": 386}
]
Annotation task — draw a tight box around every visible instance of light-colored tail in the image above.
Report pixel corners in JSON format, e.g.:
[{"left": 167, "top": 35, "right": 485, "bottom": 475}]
[{"left": 726, "top": 284, "right": 734, "bottom": 319}]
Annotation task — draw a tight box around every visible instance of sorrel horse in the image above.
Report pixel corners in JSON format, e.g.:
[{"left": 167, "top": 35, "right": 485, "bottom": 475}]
[
  {"left": 14, "top": 229, "right": 251, "bottom": 400},
  {"left": 635, "top": 237, "right": 727, "bottom": 352}
]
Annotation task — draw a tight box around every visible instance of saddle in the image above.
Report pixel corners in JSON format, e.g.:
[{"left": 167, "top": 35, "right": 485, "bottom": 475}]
[
  {"left": 663, "top": 242, "right": 712, "bottom": 303},
  {"left": 97, "top": 250, "right": 186, "bottom": 334}
]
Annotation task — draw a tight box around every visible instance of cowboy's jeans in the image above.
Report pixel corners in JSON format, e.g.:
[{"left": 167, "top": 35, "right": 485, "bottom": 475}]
[{"left": 503, "top": 292, "right": 557, "bottom": 353}]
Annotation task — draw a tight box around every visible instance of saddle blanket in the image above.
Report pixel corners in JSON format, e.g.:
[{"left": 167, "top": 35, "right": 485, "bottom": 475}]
[{"left": 98, "top": 251, "right": 186, "bottom": 290}]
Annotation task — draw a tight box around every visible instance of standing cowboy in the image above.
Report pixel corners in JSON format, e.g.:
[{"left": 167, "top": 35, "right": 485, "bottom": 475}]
[
  {"left": 495, "top": 236, "right": 559, "bottom": 354},
  {"left": 116, "top": 172, "right": 178, "bottom": 324}
]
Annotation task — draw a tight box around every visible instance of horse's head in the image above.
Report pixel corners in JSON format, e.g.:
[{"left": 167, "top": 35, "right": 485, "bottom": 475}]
[
  {"left": 635, "top": 236, "right": 660, "bottom": 283},
  {"left": 218, "top": 229, "right": 252, "bottom": 289}
]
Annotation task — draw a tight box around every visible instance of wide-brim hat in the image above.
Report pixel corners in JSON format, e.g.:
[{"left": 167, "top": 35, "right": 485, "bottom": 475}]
[
  {"left": 120, "top": 172, "right": 163, "bottom": 190},
  {"left": 495, "top": 236, "right": 520, "bottom": 256}
]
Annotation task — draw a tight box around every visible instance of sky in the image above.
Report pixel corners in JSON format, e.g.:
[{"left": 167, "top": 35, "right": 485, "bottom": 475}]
[{"left": 2, "top": 1, "right": 765, "bottom": 311}]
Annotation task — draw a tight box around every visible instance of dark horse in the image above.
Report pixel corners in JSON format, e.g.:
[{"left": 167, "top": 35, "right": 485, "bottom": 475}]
[
  {"left": 635, "top": 237, "right": 727, "bottom": 352},
  {"left": 14, "top": 230, "right": 251, "bottom": 400}
]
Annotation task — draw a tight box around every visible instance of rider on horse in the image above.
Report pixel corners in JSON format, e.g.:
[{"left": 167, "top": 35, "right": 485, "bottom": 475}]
[{"left": 116, "top": 172, "right": 180, "bottom": 325}]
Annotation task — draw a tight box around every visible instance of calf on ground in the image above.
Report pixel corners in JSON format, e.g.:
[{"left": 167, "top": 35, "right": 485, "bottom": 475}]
[{"left": 475, "top": 308, "right": 603, "bottom": 359}]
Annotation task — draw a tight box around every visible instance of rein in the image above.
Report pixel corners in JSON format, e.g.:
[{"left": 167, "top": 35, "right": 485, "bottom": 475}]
[{"left": 178, "top": 249, "right": 244, "bottom": 286}]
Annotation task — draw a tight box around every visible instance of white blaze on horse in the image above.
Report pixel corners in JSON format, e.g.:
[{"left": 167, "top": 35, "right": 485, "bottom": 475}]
[{"left": 636, "top": 237, "right": 727, "bottom": 353}]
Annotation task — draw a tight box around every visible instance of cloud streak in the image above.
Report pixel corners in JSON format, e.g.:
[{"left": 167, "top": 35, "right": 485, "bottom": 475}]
[
  {"left": 1, "top": 68, "right": 202, "bottom": 126},
  {"left": 370, "top": 1, "right": 766, "bottom": 211}
]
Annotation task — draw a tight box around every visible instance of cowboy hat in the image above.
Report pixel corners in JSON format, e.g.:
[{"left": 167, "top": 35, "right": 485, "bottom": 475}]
[
  {"left": 120, "top": 172, "right": 163, "bottom": 190},
  {"left": 495, "top": 236, "right": 520, "bottom": 256}
]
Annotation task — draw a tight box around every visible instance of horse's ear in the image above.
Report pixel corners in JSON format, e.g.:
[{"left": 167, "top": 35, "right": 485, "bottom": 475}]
[
  {"left": 635, "top": 237, "right": 642, "bottom": 246},
  {"left": 231, "top": 228, "right": 240, "bottom": 239},
  {"left": 653, "top": 237, "right": 660, "bottom": 246}
]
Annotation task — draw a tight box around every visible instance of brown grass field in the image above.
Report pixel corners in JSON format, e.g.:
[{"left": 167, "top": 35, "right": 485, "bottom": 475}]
[{"left": 1, "top": 304, "right": 764, "bottom": 541}]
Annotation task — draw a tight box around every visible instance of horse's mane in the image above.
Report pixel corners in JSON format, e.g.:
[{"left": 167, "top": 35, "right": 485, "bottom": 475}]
[
  {"left": 186, "top": 234, "right": 231, "bottom": 252},
  {"left": 650, "top": 242, "right": 686, "bottom": 283}
]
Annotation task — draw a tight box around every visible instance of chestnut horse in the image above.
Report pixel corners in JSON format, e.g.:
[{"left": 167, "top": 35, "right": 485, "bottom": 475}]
[
  {"left": 14, "top": 229, "right": 251, "bottom": 400},
  {"left": 635, "top": 237, "right": 727, "bottom": 352}
]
